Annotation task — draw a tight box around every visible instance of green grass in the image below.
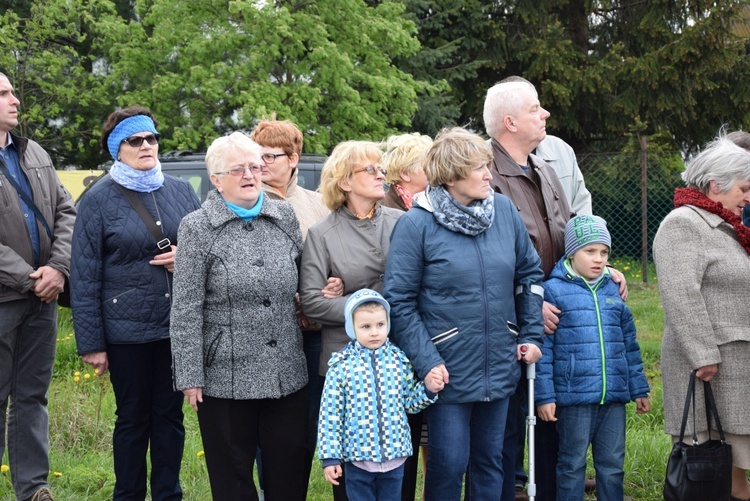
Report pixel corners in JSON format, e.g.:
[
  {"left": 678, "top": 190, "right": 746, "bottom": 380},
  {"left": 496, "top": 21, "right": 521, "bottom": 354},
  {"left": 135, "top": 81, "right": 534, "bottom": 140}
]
[{"left": 1, "top": 283, "right": 668, "bottom": 501}]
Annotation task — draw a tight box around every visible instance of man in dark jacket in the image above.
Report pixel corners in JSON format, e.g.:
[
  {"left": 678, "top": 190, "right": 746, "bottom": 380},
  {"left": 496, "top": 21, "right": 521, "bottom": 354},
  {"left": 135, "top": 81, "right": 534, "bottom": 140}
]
[
  {"left": 0, "top": 72, "right": 75, "bottom": 501},
  {"left": 483, "top": 77, "right": 573, "bottom": 501}
]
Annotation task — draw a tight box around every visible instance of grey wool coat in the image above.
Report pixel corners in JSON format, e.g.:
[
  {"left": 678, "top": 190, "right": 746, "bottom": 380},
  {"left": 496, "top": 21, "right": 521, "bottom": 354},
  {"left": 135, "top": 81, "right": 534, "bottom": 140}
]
[
  {"left": 170, "top": 190, "right": 307, "bottom": 399},
  {"left": 654, "top": 205, "right": 750, "bottom": 437},
  {"left": 299, "top": 204, "right": 403, "bottom": 374}
]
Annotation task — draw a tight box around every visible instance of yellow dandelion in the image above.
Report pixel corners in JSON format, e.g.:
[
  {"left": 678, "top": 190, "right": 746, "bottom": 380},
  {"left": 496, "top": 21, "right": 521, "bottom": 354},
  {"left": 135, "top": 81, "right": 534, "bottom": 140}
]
[
  {"left": 197, "top": 451, "right": 205, "bottom": 458},
  {"left": 623, "top": 266, "right": 630, "bottom": 271},
  {"left": 1, "top": 464, "right": 8, "bottom": 473},
  {"left": 84, "top": 374, "right": 91, "bottom": 379},
  {"left": 74, "top": 376, "right": 80, "bottom": 382},
  {"left": 53, "top": 471, "right": 62, "bottom": 477},
  {"left": 74, "top": 371, "right": 80, "bottom": 376}
]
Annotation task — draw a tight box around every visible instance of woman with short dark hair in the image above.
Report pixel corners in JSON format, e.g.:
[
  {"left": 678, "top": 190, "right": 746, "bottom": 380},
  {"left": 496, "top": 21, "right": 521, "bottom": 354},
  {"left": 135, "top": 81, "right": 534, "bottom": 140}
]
[{"left": 71, "top": 105, "right": 201, "bottom": 500}]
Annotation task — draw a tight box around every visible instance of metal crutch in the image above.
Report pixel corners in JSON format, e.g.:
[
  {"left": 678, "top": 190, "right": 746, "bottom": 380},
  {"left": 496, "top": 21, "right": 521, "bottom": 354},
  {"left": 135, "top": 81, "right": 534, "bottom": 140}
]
[{"left": 520, "top": 343, "right": 537, "bottom": 501}]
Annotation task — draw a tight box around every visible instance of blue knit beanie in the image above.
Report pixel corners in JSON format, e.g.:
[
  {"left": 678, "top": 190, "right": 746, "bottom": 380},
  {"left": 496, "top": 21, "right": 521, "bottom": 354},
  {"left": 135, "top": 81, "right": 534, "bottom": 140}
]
[
  {"left": 106, "top": 115, "right": 159, "bottom": 160},
  {"left": 564, "top": 214, "right": 611, "bottom": 258},
  {"left": 344, "top": 289, "right": 391, "bottom": 340}
]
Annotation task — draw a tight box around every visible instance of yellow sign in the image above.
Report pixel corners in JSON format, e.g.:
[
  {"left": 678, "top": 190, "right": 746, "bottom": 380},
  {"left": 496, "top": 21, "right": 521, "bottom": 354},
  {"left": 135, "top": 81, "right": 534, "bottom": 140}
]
[{"left": 57, "top": 170, "right": 104, "bottom": 201}]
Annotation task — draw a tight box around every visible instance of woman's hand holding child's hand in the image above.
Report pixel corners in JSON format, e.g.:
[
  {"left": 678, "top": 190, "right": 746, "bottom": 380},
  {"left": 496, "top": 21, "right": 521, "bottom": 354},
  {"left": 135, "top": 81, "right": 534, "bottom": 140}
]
[
  {"left": 424, "top": 365, "right": 448, "bottom": 393},
  {"left": 324, "top": 464, "right": 343, "bottom": 485}
]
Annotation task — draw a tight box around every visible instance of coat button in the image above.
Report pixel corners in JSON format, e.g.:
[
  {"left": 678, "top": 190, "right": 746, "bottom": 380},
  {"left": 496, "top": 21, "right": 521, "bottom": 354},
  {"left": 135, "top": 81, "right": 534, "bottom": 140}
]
[
  {"left": 112, "top": 298, "right": 117, "bottom": 303},
  {"left": 165, "top": 293, "right": 170, "bottom": 298},
  {"left": 263, "top": 299, "right": 271, "bottom": 307}
]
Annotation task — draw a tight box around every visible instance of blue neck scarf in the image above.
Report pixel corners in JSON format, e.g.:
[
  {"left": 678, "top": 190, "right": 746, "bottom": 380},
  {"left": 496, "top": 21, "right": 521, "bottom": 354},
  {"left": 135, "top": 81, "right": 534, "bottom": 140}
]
[
  {"left": 110, "top": 159, "right": 164, "bottom": 193},
  {"left": 222, "top": 190, "right": 264, "bottom": 221}
]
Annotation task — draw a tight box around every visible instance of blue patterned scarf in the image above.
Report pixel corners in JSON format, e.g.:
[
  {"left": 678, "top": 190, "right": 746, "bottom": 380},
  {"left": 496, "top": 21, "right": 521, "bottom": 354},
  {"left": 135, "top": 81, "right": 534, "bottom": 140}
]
[
  {"left": 429, "top": 185, "right": 494, "bottom": 236},
  {"left": 110, "top": 159, "right": 164, "bottom": 193}
]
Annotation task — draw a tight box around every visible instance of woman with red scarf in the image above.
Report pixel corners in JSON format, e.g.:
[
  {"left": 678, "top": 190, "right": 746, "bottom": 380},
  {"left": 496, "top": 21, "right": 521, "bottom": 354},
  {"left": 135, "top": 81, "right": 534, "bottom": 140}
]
[{"left": 654, "top": 135, "right": 750, "bottom": 501}]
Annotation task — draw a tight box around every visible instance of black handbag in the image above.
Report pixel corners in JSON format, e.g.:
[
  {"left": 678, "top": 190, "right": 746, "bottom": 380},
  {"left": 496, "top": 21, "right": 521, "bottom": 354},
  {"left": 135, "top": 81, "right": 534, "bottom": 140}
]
[{"left": 663, "top": 370, "right": 732, "bottom": 501}]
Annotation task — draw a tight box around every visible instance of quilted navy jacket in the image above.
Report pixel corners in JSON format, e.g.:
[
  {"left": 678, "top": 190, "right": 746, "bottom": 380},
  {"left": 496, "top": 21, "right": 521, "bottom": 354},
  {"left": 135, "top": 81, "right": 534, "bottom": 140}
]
[
  {"left": 535, "top": 258, "right": 650, "bottom": 407},
  {"left": 71, "top": 175, "right": 200, "bottom": 354}
]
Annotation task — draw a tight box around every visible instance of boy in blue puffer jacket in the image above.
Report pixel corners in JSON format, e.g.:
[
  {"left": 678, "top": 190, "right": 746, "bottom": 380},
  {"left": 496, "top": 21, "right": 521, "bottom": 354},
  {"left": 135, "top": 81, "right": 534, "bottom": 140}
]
[
  {"left": 536, "top": 214, "right": 651, "bottom": 501},
  {"left": 317, "top": 289, "right": 443, "bottom": 500}
]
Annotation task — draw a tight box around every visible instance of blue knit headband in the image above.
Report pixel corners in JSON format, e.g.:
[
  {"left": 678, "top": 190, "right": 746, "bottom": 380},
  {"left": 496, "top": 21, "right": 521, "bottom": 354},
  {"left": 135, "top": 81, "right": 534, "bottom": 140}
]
[{"left": 107, "top": 115, "right": 159, "bottom": 160}]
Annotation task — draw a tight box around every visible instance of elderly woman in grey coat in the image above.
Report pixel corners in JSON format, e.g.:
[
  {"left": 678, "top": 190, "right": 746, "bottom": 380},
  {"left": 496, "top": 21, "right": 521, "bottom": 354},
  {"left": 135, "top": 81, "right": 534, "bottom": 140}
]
[
  {"left": 299, "top": 140, "right": 403, "bottom": 501},
  {"left": 654, "top": 134, "right": 750, "bottom": 501},
  {"left": 170, "top": 132, "right": 308, "bottom": 501}
]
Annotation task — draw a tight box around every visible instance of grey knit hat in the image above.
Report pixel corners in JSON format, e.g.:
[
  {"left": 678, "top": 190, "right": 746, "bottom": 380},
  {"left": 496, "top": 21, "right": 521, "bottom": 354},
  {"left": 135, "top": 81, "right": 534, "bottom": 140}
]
[
  {"left": 564, "top": 214, "right": 611, "bottom": 257},
  {"left": 344, "top": 289, "right": 391, "bottom": 340}
]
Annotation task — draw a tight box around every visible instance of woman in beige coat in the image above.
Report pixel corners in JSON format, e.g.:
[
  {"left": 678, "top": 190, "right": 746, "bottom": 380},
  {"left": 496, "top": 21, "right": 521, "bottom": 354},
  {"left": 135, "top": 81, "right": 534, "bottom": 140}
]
[{"left": 654, "top": 135, "right": 750, "bottom": 501}]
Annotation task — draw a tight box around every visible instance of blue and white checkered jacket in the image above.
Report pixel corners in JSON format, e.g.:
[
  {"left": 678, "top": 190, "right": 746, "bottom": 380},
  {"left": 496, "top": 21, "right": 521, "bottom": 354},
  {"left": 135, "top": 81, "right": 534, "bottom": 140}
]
[{"left": 317, "top": 339, "right": 437, "bottom": 467}]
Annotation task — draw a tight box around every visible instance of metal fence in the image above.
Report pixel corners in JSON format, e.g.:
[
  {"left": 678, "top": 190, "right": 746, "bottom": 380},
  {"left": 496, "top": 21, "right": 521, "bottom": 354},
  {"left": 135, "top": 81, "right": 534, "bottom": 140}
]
[{"left": 577, "top": 139, "right": 683, "bottom": 283}]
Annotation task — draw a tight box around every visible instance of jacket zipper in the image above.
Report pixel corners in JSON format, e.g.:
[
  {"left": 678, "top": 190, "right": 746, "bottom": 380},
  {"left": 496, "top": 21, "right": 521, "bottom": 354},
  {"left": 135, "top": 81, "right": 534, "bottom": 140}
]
[
  {"left": 587, "top": 280, "right": 607, "bottom": 404},
  {"left": 472, "top": 238, "right": 491, "bottom": 402},
  {"left": 371, "top": 351, "right": 385, "bottom": 460}
]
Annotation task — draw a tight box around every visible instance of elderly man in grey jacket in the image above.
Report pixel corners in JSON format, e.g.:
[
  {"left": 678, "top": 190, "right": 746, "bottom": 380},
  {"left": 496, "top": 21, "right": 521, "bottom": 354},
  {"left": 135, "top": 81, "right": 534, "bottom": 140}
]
[{"left": 0, "top": 72, "right": 75, "bottom": 501}]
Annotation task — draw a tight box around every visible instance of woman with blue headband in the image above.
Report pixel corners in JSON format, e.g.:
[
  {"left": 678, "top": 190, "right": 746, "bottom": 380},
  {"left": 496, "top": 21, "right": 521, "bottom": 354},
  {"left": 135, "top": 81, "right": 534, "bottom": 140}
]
[{"left": 70, "top": 105, "right": 201, "bottom": 500}]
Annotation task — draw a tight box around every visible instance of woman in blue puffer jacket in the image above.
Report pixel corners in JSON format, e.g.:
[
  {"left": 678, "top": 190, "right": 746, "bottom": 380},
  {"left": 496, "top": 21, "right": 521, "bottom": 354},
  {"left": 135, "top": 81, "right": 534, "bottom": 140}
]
[{"left": 383, "top": 127, "right": 545, "bottom": 501}]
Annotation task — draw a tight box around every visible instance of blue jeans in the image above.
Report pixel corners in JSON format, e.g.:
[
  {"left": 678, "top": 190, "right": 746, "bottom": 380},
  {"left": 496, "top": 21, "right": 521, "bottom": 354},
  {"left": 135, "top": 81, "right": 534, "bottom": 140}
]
[
  {"left": 424, "top": 398, "right": 510, "bottom": 501},
  {"left": 556, "top": 403, "right": 626, "bottom": 501},
  {"left": 344, "top": 462, "right": 404, "bottom": 501},
  {"left": 0, "top": 298, "right": 57, "bottom": 500}
]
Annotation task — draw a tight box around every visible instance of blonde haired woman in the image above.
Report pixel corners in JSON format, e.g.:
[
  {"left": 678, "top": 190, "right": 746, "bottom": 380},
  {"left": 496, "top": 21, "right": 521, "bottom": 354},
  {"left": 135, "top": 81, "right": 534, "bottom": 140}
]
[
  {"left": 382, "top": 133, "right": 433, "bottom": 211},
  {"left": 299, "top": 140, "right": 403, "bottom": 500}
]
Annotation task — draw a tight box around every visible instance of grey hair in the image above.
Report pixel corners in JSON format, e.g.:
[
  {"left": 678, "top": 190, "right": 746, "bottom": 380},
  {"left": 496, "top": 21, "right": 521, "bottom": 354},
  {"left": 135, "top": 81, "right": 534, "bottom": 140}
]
[
  {"left": 682, "top": 136, "right": 750, "bottom": 193},
  {"left": 726, "top": 130, "right": 750, "bottom": 151},
  {"left": 483, "top": 79, "right": 537, "bottom": 139},
  {"left": 205, "top": 131, "right": 262, "bottom": 175}
]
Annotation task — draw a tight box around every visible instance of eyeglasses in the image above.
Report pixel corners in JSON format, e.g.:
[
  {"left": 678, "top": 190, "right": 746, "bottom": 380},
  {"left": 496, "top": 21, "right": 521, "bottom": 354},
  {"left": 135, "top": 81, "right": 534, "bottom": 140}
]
[
  {"left": 261, "top": 153, "right": 288, "bottom": 164},
  {"left": 216, "top": 164, "right": 264, "bottom": 177},
  {"left": 354, "top": 164, "right": 386, "bottom": 176},
  {"left": 121, "top": 134, "right": 160, "bottom": 148}
]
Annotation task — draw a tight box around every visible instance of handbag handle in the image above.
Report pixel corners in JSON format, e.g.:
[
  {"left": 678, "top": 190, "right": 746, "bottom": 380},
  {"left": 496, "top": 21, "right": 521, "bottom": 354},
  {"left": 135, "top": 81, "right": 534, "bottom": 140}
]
[{"left": 678, "top": 370, "right": 727, "bottom": 445}]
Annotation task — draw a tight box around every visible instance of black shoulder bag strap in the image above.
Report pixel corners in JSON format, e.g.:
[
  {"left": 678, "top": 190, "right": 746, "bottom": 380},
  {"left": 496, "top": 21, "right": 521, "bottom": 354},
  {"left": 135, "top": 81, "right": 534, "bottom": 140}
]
[
  {"left": 0, "top": 162, "right": 53, "bottom": 240},
  {"left": 115, "top": 184, "right": 172, "bottom": 251}
]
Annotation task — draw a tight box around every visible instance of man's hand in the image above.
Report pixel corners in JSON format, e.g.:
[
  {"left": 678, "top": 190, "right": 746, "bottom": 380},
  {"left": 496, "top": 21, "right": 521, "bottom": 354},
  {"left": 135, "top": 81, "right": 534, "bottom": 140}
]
[
  {"left": 608, "top": 267, "right": 628, "bottom": 301},
  {"left": 29, "top": 266, "right": 65, "bottom": 303},
  {"left": 149, "top": 245, "right": 176, "bottom": 273},
  {"left": 543, "top": 301, "right": 561, "bottom": 335},
  {"left": 81, "top": 351, "right": 109, "bottom": 376}
]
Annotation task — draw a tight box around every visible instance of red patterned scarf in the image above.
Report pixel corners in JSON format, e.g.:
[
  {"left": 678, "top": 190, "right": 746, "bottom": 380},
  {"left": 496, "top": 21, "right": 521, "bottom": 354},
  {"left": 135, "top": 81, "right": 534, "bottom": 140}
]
[
  {"left": 394, "top": 183, "right": 414, "bottom": 210},
  {"left": 674, "top": 187, "right": 750, "bottom": 255}
]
